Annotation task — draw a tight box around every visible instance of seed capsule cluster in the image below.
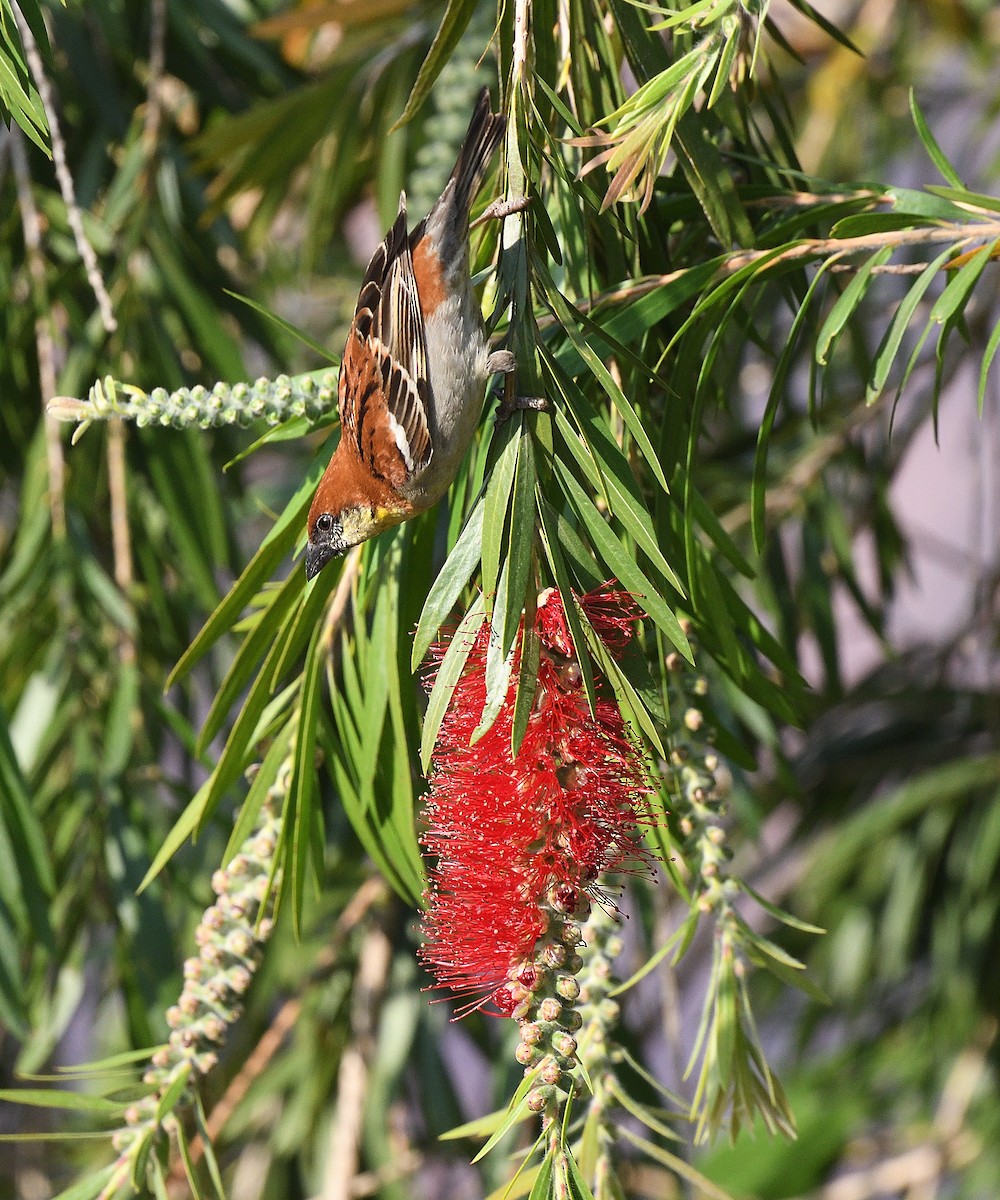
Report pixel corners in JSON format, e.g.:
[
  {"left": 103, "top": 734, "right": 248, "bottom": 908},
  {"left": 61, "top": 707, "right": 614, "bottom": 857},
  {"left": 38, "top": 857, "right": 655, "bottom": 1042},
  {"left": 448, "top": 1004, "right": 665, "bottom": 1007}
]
[
  {"left": 575, "top": 897, "right": 627, "bottom": 1194},
  {"left": 507, "top": 885, "right": 591, "bottom": 1118},
  {"left": 58, "top": 370, "right": 339, "bottom": 430},
  {"left": 664, "top": 625, "right": 732, "bottom": 910},
  {"left": 110, "top": 796, "right": 282, "bottom": 1168},
  {"left": 576, "top": 898, "right": 625, "bottom": 1064}
]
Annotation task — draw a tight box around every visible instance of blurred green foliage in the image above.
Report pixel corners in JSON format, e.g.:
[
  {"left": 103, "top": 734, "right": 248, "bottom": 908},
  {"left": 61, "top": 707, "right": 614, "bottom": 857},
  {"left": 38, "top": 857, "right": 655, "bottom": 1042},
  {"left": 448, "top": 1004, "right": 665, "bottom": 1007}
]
[{"left": 1, "top": 1, "right": 999, "bottom": 1198}]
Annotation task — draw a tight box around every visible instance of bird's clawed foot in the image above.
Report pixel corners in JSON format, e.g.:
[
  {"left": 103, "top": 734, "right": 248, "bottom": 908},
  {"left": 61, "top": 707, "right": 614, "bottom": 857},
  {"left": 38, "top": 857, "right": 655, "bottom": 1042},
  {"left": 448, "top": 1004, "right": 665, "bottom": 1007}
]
[
  {"left": 486, "top": 349, "right": 548, "bottom": 422},
  {"left": 494, "top": 393, "right": 549, "bottom": 425},
  {"left": 471, "top": 196, "right": 532, "bottom": 229}
]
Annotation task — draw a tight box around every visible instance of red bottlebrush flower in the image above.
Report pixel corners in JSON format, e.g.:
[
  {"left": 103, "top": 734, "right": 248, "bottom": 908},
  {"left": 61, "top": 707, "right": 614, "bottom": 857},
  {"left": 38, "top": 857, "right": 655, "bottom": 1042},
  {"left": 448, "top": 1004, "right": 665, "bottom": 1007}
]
[{"left": 419, "top": 585, "right": 651, "bottom": 1014}]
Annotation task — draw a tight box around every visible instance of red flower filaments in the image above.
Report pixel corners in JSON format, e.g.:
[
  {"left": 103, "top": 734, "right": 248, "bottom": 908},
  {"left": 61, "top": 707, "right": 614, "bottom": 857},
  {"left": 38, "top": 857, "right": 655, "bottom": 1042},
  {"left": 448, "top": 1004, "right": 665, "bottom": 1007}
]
[{"left": 419, "top": 586, "right": 651, "bottom": 1015}]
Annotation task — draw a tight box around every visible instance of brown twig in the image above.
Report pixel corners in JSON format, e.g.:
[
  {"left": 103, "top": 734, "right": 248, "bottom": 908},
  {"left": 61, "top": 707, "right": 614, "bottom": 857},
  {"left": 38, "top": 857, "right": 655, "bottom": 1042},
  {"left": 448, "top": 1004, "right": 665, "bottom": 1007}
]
[
  {"left": 319, "top": 911, "right": 395, "bottom": 1200},
  {"left": 142, "top": 0, "right": 168, "bottom": 159},
  {"left": 12, "top": 0, "right": 117, "bottom": 334},
  {"left": 9, "top": 126, "right": 66, "bottom": 542},
  {"left": 349, "top": 1150, "right": 423, "bottom": 1198},
  {"left": 587, "top": 219, "right": 1000, "bottom": 316},
  {"left": 106, "top": 418, "right": 135, "bottom": 663}
]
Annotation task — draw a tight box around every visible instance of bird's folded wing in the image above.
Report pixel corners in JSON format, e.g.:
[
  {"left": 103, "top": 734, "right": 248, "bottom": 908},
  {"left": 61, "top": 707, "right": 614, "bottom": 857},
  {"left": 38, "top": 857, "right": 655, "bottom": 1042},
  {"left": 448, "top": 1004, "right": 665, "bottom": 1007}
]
[{"left": 338, "top": 198, "right": 433, "bottom": 486}]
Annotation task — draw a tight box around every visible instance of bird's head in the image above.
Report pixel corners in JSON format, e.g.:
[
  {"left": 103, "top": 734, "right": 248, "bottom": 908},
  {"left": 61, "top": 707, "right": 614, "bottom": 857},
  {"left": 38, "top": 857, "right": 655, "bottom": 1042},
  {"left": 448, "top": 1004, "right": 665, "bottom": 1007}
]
[{"left": 305, "top": 503, "right": 408, "bottom": 580}]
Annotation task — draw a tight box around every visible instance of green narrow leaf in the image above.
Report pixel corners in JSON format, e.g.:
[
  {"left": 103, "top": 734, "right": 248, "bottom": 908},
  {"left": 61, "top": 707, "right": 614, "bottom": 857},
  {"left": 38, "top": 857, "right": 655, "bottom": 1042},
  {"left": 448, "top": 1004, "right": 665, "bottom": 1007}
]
[
  {"left": 166, "top": 465, "right": 320, "bottom": 688},
  {"left": 556, "top": 461, "right": 690, "bottom": 657},
  {"left": 618, "top": 1129, "right": 739, "bottom": 1200},
  {"left": 482, "top": 421, "right": 521, "bottom": 604},
  {"left": 193, "top": 1093, "right": 228, "bottom": 1200},
  {"left": 537, "top": 497, "right": 598, "bottom": 714},
  {"left": 497, "top": 430, "right": 537, "bottom": 663},
  {"left": 288, "top": 620, "right": 325, "bottom": 934},
  {"left": 474, "top": 557, "right": 517, "bottom": 743},
  {"left": 751, "top": 257, "right": 836, "bottom": 551},
  {"left": 471, "top": 1071, "right": 540, "bottom": 1162},
  {"left": 223, "top": 297, "right": 340, "bottom": 364},
  {"left": 527, "top": 1155, "right": 554, "bottom": 1200},
  {"left": 977, "top": 313, "right": 1000, "bottom": 417},
  {"left": 154, "top": 1062, "right": 192, "bottom": 1122},
  {"left": 534, "top": 256, "right": 670, "bottom": 494},
  {"left": 172, "top": 1121, "right": 201, "bottom": 1199},
  {"left": 0, "top": 710, "right": 54, "bottom": 897},
  {"left": 269, "top": 562, "right": 340, "bottom": 689},
  {"left": 139, "top": 676, "right": 298, "bottom": 892},
  {"left": 562, "top": 1150, "right": 596, "bottom": 1200},
  {"left": 551, "top": 396, "right": 685, "bottom": 596},
  {"left": 927, "top": 242, "right": 995, "bottom": 326},
  {"left": 197, "top": 570, "right": 305, "bottom": 753},
  {"left": 675, "top": 114, "right": 755, "bottom": 249},
  {"left": 908, "top": 89, "right": 964, "bottom": 188},
  {"left": 420, "top": 595, "right": 485, "bottom": 772},
  {"left": 866, "top": 244, "right": 955, "bottom": 405},
  {"left": 475, "top": 426, "right": 538, "bottom": 741},
  {"left": 411, "top": 498, "right": 485, "bottom": 670},
  {"left": 0, "top": 1089, "right": 125, "bottom": 1117},
  {"left": 815, "top": 247, "right": 892, "bottom": 366},
  {"left": 511, "top": 610, "right": 540, "bottom": 757},
  {"left": 784, "top": 0, "right": 860, "bottom": 52},
  {"left": 391, "top": 0, "right": 480, "bottom": 130}
]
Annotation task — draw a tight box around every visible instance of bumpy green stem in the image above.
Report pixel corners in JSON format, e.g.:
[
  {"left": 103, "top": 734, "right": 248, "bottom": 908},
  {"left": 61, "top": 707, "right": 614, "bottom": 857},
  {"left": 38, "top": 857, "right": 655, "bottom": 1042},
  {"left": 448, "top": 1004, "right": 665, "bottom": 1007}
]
[{"left": 49, "top": 369, "right": 339, "bottom": 434}]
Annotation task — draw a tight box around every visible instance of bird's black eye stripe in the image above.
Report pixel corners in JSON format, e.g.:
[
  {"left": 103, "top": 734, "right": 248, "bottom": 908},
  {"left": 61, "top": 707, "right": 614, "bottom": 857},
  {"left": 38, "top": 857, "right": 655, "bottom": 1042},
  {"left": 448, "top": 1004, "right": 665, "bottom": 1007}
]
[{"left": 316, "top": 512, "right": 335, "bottom": 534}]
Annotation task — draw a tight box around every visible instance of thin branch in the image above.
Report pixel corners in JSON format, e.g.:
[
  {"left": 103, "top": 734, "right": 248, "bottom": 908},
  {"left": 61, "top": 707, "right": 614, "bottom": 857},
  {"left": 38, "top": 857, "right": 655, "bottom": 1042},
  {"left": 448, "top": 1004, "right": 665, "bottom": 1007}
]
[
  {"left": 320, "top": 545, "right": 364, "bottom": 658},
  {"left": 142, "top": 0, "right": 168, "bottom": 166},
  {"left": 12, "top": 0, "right": 117, "bottom": 334},
  {"left": 831, "top": 262, "right": 948, "bottom": 276},
  {"left": 349, "top": 1150, "right": 422, "bottom": 1198},
  {"left": 744, "top": 189, "right": 883, "bottom": 208},
  {"left": 320, "top": 914, "right": 394, "bottom": 1200},
  {"left": 570, "top": 218, "right": 1000, "bottom": 318},
  {"left": 106, "top": 418, "right": 135, "bottom": 662},
  {"left": 9, "top": 125, "right": 66, "bottom": 541}
]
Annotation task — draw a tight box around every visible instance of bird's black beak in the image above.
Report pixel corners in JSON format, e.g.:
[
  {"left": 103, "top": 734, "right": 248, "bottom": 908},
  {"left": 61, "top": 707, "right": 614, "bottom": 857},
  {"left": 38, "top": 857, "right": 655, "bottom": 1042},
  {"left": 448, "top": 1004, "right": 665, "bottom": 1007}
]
[{"left": 305, "top": 540, "right": 334, "bottom": 581}]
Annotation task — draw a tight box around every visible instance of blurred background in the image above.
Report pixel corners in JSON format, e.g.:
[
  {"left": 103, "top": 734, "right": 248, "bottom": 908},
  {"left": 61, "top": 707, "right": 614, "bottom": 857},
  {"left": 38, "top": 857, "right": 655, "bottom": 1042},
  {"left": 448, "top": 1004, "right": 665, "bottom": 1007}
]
[{"left": 1, "top": 1, "right": 999, "bottom": 1198}]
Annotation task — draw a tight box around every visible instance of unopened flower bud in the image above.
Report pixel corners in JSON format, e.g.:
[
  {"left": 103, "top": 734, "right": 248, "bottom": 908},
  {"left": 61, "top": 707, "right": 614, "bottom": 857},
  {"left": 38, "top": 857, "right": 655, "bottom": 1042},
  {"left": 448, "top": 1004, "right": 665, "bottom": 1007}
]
[
  {"left": 543, "top": 942, "right": 568, "bottom": 967},
  {"left": 598, "top": 997, "right": 621, "bottom": 1025},
  {"left": 555, "top": 974, "right": 581, "bottom": 1002},
  {"left": 538, "top": 997, "right": 563, "bottom": 1023},
  {"left": 684, "top": 707, "right": 704, "bottom": 732},
  {"left": 551, "top": 1031, "right": 577, "bottom": 1058},
  {"left": 515, "top": 1042, "right": 539, "bottom": 1066},
  {"left": 539, "top": 1057, "right": 564, "bottom": 1086}
]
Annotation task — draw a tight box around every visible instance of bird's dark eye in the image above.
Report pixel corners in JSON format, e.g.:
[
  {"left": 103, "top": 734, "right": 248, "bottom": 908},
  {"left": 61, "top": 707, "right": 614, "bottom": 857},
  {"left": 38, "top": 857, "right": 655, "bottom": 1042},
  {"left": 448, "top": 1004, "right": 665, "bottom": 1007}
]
[{"left": 316, "top": 513, "right": 335, "bottom": 534}]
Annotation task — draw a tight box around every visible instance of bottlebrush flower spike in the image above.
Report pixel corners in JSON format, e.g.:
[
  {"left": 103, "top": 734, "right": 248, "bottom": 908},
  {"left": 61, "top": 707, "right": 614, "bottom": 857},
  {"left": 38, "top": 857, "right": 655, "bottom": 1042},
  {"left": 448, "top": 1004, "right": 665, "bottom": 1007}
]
[{"left": 419, "top": 584, "right": 651, "bottom": 1014}]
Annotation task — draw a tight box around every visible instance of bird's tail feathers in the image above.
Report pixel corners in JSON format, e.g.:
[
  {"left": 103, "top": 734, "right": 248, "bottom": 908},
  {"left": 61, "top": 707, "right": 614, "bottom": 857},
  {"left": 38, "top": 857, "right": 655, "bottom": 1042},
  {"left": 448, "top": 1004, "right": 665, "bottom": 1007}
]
[{"left": 449, "top": 88, "right": 505, "bottom": 218}]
